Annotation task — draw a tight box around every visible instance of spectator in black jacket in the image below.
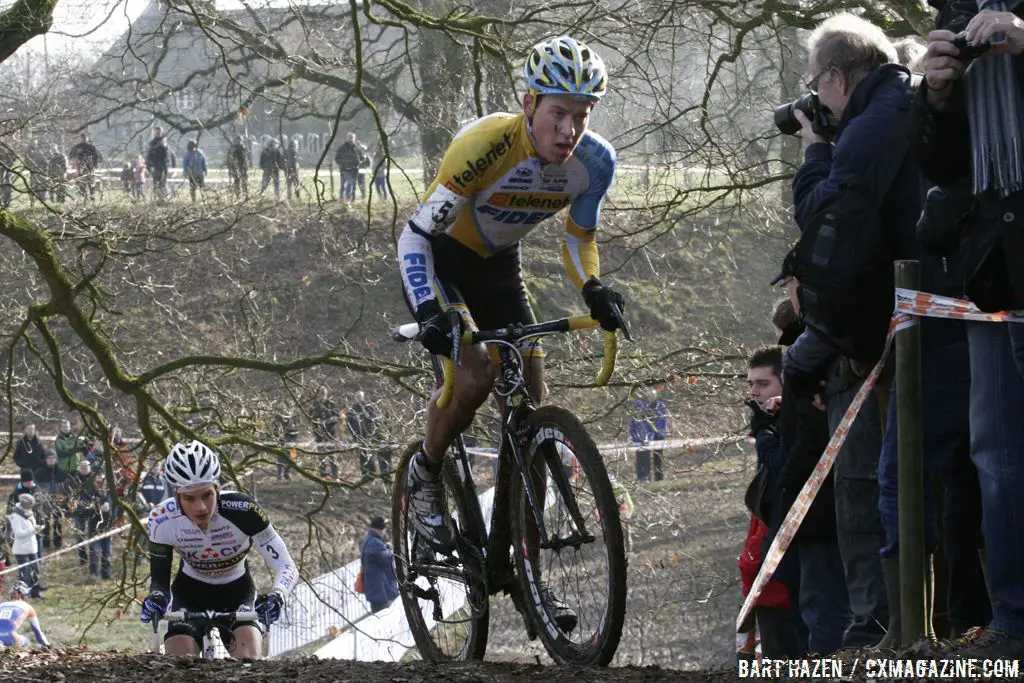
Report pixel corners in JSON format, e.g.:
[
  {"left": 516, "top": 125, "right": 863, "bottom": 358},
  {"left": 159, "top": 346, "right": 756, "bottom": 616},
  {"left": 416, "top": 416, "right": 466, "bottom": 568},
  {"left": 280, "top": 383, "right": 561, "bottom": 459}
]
[
  {"left": 313, "top": 386, "right": 339, "bottom": 479},
  {"left": 47, "top": 144, "right": 67, "bottom": 203},
  {"left": 67, "top": 134, "right": 101, "bottom": 202},
  {"left": 348, "top": 391, "right": 387, "bottom": 479},
  {"left": 66, "top": 460, "right": 93, "bottom": 566},
  {"left": 259, "top": 139, "right": 285, "bottom": 200},
  {"left": 81, "top": 472, "right": 113, "bottom": 579},
  {"left": 227, "top": 135, "right": 250, "bottom": 199},
  {"left": 756, "top": 339, "right": 851, "bottom": 656},
  {"left": 139, "top": 462, "right": 168, "bottom": 508},
  {"left": 745, "top": 346, "right": 805, "bottom": 658},
  {"left": 284, "top": 138, "right": 300, "bottom": 200},
  {"left": 33, "top": 451, "right": 67, "bottom": 550},
  {"left": 335, "top": 132, "right": 364, "bottom": 203},
  {"left": 146, "top": 126, "right": 170, "bottom": 199},
  {"left": 908, "top": 0, "right": 1024, "bottom": 659},
  {"left": 13, "top": 424, "right": 44, "bottom": 472}
]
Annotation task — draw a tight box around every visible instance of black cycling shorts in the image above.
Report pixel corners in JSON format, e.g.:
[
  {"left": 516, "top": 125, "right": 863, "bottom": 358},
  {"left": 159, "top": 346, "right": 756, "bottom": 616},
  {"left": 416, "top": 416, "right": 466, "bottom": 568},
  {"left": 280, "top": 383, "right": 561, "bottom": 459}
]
[
  {"left": 166, "top": 566, "right": 261, "bottom": 645},
  {"left": 406, "top": 234, "right": 541, "bottom": 358}
]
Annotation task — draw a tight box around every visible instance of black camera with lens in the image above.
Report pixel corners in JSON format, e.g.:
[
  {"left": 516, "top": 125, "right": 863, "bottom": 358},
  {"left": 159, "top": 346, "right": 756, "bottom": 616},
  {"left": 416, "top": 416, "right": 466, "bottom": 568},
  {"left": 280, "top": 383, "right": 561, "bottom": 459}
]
[
  {"left": 774, "top": 92, "right": 837, "bottom": 138},
  {"left": 953, "top": 31, "right": 991, "bottom": 63}
]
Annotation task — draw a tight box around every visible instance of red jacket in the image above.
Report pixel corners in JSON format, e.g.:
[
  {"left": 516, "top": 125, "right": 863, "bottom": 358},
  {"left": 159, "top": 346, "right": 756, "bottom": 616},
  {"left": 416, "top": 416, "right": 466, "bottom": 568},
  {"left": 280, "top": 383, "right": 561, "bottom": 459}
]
[{"left": 738, "top": 516, "right": 791, "bottom": 610}]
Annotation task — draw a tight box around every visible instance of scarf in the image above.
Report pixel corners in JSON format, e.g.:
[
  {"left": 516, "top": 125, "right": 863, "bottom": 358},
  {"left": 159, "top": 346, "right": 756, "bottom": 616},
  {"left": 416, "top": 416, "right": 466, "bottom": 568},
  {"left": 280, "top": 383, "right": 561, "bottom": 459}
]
[{"left": 965, "top": 0, "right": 1024, "bottom": 196}]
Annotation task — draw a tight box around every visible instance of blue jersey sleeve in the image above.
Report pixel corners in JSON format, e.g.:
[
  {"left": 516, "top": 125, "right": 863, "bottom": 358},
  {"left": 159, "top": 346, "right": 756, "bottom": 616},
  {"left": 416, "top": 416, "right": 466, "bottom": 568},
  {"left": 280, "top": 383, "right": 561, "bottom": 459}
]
[{"left": 568, "top": 131, "right": 616, "bottom": 230}]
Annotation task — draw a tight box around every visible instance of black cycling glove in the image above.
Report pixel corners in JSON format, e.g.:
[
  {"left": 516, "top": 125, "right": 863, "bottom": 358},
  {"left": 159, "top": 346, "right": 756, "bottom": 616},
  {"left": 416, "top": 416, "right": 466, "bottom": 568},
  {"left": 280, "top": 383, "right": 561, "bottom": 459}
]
[
  {"left": 581, "top": 276, "right": 625, "bottom": 332},
  {"left": 415, "top": 300, "right": 454, "bottom": 357}
]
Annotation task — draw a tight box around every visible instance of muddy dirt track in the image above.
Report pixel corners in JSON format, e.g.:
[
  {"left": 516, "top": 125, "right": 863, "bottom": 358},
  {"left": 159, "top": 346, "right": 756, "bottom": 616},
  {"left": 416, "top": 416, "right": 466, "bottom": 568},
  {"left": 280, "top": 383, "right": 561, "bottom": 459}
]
[{"left": 0, "top": 649, "right": 736, "bottom": 683}]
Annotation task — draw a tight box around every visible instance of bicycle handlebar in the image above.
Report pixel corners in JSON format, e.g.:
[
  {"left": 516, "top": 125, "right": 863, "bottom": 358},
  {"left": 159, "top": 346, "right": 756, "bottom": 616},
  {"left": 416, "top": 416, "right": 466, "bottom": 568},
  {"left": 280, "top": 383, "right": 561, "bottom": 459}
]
[
  {"left": 393, "top": 313, "right": 625, "bottom": 409},
  {"left": 164, "top": 609, "right": 260, "bottom": 623}
]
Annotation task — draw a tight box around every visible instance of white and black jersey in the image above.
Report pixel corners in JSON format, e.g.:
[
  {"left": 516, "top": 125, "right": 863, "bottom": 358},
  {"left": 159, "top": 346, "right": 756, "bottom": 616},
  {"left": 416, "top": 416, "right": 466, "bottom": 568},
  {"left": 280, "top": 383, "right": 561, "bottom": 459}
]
[{"left": 147, "top": 491, "right": 298, "bottom": 596}]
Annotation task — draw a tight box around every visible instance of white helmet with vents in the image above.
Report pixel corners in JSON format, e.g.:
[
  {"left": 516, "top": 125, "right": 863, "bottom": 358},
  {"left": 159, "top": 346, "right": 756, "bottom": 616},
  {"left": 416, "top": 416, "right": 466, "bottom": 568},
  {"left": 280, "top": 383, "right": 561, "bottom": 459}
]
[
  {"left": 164, "top": 440, "right": 221, "bottom": 491},
  {"left": 524, "top": 35, "right": 608, "bottom": 101}
]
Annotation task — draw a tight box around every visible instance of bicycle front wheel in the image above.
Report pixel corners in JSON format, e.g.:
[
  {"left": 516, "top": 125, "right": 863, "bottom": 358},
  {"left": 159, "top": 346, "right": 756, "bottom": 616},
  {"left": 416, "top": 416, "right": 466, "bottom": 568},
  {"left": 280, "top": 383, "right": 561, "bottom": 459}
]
[
  {"left": 392, "top": 441, "right": 489, "bottom": 661},
  {"left": 511, "top": 406, "right": 627, "bottom": 665}
]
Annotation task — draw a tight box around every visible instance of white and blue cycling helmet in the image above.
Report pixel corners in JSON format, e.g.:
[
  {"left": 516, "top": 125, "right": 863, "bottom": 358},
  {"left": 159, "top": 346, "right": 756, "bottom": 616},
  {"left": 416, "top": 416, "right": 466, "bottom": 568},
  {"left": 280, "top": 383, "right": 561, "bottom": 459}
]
[{"left": 524, "top": 35, "right": 608, "bottom": 101}]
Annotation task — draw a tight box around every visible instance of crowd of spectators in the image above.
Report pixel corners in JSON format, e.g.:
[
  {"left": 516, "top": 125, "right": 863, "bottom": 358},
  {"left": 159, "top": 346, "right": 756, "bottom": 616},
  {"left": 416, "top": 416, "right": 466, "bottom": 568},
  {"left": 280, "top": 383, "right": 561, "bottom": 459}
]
[
  {"left": 2, "top": 419, "right": 168, "bottom": 594},
  {"left": 739, "top": 4, "right": 1024, "bottom": 662},
  {"left": 0, "top": 127, "right": 390, "bottom": 208}
]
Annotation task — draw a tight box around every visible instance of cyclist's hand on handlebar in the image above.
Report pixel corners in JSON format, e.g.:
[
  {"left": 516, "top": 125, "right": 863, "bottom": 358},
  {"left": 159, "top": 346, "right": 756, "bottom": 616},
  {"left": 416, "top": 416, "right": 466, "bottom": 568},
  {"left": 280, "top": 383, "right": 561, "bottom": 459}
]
[
  {"left": 140, "top": 591, "right": 168, "bottom": 623},
  {"left": 582, "top": 277, "right": 625, "bottom": 332},
  {"left": 415, "top": 300, "right": 454, "bottom": 357},
  {"left": 255, "top": 591, "right": 284, "bottom": 625}
]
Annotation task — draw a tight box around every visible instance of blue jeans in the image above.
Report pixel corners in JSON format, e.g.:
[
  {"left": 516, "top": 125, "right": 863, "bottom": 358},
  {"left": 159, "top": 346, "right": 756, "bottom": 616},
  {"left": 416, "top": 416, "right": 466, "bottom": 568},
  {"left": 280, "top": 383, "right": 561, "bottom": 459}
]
[
  {"left": 878, "top": 338, "right": 971, "bottom": 558},
  {"left": 341, "top": 169, "right": 358, "bottom": 201},
  {"left": 968, "top": 321, "right": 1024, "bottom": 638},
  {"left": 796, "top": 540, "right": 851, "bottom": 655}
]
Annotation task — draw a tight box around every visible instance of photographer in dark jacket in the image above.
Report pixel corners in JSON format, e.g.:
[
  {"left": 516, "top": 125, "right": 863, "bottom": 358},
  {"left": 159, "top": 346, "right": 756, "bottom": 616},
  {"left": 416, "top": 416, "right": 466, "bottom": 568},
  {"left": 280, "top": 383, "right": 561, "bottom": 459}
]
[
  {"left": 784, "top": 14, "right": 928, "bottom": 647},
  {"left": 908, "top": 0, "right": 1024, "bottom": 658}
]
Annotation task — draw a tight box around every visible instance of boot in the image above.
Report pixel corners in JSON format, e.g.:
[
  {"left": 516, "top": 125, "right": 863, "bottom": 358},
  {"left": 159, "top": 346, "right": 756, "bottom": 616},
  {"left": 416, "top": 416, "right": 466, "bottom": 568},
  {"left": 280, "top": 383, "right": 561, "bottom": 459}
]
[{"left": 876, "top": 556, "right": 901, "bottom": 650}]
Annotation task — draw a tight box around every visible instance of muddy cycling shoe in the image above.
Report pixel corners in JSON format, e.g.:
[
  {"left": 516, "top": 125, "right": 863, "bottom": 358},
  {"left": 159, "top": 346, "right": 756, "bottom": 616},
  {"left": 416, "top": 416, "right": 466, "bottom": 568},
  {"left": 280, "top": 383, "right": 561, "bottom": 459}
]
[
  {"left": 406, "top": 453, "right": 455, "bottom": 553},
  {"left": 536, "top": 579, "right": 578, "bottom": 634}
]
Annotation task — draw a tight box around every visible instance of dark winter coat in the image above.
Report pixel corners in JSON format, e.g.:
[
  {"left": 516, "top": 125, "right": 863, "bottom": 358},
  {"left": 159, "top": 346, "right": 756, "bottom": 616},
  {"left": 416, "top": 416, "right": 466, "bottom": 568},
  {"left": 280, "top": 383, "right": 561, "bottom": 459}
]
[
  {"left": 146, "top": 137, "right": 169, "bottom": 171},
  {"left": 14, "top": 435, "right": 44, "bottom": 471}
]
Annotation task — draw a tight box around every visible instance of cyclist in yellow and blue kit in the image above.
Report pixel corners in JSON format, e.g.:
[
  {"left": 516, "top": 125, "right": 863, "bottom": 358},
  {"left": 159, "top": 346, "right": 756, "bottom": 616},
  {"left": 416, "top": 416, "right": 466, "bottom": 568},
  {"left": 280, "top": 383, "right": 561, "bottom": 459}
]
[{"left": 397, "top": 35, "right": 626, "bottom": 631}]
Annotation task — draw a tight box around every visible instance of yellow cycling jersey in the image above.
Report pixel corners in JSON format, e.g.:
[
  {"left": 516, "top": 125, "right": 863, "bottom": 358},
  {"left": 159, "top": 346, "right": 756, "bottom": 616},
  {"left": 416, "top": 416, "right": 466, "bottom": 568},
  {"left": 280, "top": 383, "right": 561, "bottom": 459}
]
[{"left": 399, "top": 111, "right": 616, "bottom": 310}]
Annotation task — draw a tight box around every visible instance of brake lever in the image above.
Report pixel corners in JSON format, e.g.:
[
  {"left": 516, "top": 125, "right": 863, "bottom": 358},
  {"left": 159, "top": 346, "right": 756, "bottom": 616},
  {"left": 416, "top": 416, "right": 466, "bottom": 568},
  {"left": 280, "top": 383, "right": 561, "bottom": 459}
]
[{"left": 611, "top": 303, "right": 634, "bottom": 342}]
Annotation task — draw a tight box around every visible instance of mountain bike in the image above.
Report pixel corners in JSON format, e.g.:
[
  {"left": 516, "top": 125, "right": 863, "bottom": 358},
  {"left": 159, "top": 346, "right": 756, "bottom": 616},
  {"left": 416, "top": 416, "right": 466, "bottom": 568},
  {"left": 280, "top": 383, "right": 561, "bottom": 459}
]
[
  {"left": 151, "top": 609, "right": 261, "bottom": 659},
  {"left": 391, "top": 311, "right": 631, "bottom": 665}
]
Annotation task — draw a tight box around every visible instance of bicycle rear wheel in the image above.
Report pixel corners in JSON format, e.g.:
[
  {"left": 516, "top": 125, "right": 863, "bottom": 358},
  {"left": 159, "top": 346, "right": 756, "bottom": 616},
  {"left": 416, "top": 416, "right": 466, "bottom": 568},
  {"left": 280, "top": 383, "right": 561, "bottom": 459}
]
[
  {"left": 511, "top": 406, "right": 627, "bottom": 665},
  {"left": 392, "top": 441, "right": 489, "bottom": 661}
]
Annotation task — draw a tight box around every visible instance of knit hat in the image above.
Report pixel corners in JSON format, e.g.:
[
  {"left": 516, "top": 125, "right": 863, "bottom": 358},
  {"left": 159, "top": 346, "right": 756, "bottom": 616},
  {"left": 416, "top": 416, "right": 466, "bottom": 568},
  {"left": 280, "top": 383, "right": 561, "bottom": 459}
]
[
  {"left": 19, "top": 468, "right": 34, "bottom": 483},
  {"left": 18, "top": 493, "right": 35, "bottom": 507},
  {"left": 369, "top": 515, "right": 387, "bottom": 530}
]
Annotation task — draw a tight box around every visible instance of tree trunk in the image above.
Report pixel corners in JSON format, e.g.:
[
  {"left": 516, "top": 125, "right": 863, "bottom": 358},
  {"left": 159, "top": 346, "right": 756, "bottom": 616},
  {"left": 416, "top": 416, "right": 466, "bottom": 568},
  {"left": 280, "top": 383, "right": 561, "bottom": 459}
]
[
  {"left": 778, "top": 24, "right": 805, "bottom": 209},
  {"left": 415, "top": 7, "right": 470, "bottom": 187}
]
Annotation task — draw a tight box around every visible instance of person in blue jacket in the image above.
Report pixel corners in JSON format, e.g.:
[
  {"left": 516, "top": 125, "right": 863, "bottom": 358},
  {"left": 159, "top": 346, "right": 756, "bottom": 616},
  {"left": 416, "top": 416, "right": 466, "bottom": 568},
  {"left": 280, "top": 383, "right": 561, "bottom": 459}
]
[
  {"left": 182, "top": 140, "right": 208, "bottom": 203},
  {"left": 361, "top": 515, "right": 399, "bottom": 613},
  {"left": 629, "top": 388, "right": 669, "bottom": 482}
]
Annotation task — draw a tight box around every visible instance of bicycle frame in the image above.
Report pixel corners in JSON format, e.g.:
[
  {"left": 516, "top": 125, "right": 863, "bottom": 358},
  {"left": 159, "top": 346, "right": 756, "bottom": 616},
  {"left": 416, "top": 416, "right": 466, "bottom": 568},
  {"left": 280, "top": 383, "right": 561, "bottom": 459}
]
[{"left": 433, "top": 329, "right": 598, "bottom": 590}]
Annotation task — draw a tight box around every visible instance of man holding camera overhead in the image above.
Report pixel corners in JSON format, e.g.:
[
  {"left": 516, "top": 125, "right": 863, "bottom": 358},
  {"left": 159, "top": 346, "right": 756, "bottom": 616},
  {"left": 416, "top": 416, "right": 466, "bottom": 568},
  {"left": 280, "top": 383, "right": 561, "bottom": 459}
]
[
  {"left": 909, "top": 0, "right": 1024, "bottom": 660},
  {"left": 784, "top": 14, "right": 924, "bottom": 648}
]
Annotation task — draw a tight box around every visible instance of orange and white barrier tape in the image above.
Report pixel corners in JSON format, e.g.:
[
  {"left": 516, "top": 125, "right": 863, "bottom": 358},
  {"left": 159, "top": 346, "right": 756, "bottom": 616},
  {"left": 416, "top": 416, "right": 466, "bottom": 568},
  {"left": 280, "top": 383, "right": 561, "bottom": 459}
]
[
  {"left": 895, "top": 288, "right": 1024, "bottom": 324},
  {"left": 737, "top": 288, "right": 1024, "bottom": 632},
  {"left": 0, "top": 523, "right": 131, "bottom": 576}
]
